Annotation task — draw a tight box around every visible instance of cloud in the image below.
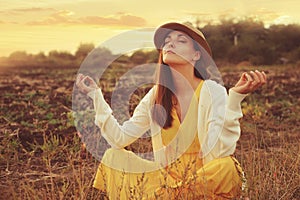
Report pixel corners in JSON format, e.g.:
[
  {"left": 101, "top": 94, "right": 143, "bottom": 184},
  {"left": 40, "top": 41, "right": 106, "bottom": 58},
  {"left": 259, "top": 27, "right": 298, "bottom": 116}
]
[
  {"left": 27, "top": 11, "right": 147, "bottom": 27},
  {"left": 80, "top": 16, "right": 130, "bottom": 26},
  {"left": 0, "top": 7, "right": 56, "bottom": 15},
  {"left": 27, "top": 10, "right": 75, "bottom": 25},
  {"left": 119, "top": 15, "right": 147, "bottom": 26},
  {"left": 182, "top": 9, "right": 240, "bottom": 24},
  {"left": 80, "top": 14, "right": 147, "bottom": 26},
  {"left": 273, "top": 15, "right": 293, "bottom": 25},
  {"left": 249, "top": 8, "right": 281, "bottom": 21},
  {"left": 183, "top": 11, "right": 213, "bottom": 17},
  {"left": 11, "top": 7, "right": 56, "bottom": 13}
]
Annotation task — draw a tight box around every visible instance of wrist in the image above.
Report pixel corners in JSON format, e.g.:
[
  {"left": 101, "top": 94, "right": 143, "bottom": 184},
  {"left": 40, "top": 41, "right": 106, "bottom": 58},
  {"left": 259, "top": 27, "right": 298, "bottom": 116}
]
[
  {"left": 231, "top": 87, "right": 248, "bottom": 95},
  {"left": 87, "top": 87, "right": 100, "bottom": 98}
]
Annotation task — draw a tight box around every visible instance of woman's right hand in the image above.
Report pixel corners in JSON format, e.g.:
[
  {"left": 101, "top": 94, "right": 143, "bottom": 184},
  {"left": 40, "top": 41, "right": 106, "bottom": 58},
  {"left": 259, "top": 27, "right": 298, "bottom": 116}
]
[{"left": 76, "top": 73, "right": 99, "bottom": 94}]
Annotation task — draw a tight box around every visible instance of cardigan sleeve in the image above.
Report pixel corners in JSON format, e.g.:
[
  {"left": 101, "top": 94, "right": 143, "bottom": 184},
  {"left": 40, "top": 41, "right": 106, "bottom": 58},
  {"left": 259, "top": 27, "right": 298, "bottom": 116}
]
[
  {"left": 199, "top": 80, "right": 247, "bottom": 163},
  {"left": 87, "top": 87, "right": 154, "bottom": 149},
  {"left": 219, "top": 88, "right": 248, "bottom": 155}
]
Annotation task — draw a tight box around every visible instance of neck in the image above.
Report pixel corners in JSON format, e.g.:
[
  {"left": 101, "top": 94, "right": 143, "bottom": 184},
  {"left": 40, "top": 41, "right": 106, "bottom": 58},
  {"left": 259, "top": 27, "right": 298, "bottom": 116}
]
[{"left": 169, "top": 63, "right": 200, "bottom": 94}]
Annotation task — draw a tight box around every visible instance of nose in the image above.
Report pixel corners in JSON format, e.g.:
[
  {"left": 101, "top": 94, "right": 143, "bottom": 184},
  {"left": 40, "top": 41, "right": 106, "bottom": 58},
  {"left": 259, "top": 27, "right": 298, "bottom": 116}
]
[{"left": 163, "top": 40, "right": 175, "bottom": 50}]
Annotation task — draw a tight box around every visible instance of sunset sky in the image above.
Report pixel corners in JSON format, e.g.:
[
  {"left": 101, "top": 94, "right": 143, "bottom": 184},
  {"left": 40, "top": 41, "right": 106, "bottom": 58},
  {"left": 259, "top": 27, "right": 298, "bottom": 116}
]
[{"left": 0, "top": 0, "right": 299, "bottom": 57}]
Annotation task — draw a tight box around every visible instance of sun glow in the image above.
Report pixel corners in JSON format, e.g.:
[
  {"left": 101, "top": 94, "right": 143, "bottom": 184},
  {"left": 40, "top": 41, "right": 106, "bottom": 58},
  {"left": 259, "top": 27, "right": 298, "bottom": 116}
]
[{"left": 0, "top": 0, "right": 299, "bottom": 57}]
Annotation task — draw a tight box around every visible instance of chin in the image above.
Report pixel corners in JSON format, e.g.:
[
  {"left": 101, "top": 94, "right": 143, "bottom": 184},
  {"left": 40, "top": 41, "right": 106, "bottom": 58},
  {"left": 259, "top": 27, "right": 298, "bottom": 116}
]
[
  {"left": 163, "top": 57, "right": 179, "bottom": 65},
  {"left": 163, "top": 61, "right": 177, "bottom": 66},
  {"left": 164, "top": 59, "right": 187, "bottom": 67},
  {"left": 163, "top": 54, "right": 187, "bottom": 66}
]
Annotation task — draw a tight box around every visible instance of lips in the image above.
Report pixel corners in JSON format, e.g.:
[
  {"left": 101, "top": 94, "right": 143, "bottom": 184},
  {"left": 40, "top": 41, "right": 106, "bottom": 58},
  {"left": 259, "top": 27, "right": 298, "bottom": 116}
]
[{"left": 164, "top": 50, "right": 176, "bottom": 54}]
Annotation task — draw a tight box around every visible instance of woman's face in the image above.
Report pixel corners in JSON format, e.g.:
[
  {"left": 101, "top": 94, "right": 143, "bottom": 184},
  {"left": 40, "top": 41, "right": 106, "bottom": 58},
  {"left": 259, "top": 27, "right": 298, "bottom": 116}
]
[{"left": 162, "top": 30, "right": 200, "bottom": 66}]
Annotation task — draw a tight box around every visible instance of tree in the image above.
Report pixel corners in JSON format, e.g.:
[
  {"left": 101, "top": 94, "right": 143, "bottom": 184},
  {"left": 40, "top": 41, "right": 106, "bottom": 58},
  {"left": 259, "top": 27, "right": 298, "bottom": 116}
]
[
  {"left": 75, "top": 43, "right": 95, "bottom": 59},
  {"left": 130, "top": 50, "right": 147, "bottom": 65},
  {"left": 9, "top": 51, "right": 29, "bottom": 62}
]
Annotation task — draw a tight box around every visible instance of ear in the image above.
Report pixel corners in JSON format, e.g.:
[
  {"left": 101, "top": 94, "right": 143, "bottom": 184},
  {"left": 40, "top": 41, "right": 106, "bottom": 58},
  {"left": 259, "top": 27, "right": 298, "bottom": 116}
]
[{"left": 193, "top": 50, "right": 201, "bottom": 61}]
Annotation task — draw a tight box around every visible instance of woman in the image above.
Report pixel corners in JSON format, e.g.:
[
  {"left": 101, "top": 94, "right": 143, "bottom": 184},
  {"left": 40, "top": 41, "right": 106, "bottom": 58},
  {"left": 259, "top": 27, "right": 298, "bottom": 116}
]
[{"left": 76, "top": 22, "right": 266, "bottom": 199}]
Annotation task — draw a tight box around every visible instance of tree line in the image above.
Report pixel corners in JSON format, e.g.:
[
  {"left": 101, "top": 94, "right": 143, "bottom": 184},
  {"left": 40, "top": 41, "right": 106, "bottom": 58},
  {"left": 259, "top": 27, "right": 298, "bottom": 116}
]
[
  {"left": 201, "top": 19, "right": 300, "bottom": 65},
  {"left": 1, "top": 19, "right": 299, "bottom": 68}
]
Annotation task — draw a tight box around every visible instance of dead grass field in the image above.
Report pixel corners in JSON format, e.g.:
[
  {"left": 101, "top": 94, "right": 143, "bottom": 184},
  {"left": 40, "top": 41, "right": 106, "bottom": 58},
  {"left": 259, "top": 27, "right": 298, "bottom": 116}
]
[{"left": 0, "top": 63, "right": 299, "bottom": 199}]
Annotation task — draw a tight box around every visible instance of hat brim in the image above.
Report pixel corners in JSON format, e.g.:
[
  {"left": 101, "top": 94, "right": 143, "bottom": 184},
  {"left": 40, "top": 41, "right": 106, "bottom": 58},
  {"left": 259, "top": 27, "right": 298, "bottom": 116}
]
[{"left": 154, "top": 22, "right": 212, "bottom": 56}]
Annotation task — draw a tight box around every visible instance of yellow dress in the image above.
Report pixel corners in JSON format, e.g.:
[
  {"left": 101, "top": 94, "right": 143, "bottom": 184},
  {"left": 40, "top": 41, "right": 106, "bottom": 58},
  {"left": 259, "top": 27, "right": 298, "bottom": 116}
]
[{"left": 93, "top": 81, "right": 244, "bottom": 199}]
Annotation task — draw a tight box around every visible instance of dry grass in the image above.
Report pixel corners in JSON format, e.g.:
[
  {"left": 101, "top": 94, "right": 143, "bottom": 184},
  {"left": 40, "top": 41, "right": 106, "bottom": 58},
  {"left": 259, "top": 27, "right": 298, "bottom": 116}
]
[{"left": 0, "top": 64, "right": 299, "bottom": 199}]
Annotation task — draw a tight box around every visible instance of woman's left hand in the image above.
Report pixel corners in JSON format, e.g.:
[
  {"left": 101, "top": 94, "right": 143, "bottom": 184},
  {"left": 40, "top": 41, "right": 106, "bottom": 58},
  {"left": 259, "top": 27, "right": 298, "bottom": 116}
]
[{"left": 231, "top": 70, "right": 267, "bottom": 94}]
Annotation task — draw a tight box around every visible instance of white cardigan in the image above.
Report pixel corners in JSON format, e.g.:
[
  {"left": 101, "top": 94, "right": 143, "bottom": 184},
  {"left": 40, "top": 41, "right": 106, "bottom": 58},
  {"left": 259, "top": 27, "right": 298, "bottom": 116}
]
[{"left": 87, "top": 80, "right": 247, "bottom": 166}]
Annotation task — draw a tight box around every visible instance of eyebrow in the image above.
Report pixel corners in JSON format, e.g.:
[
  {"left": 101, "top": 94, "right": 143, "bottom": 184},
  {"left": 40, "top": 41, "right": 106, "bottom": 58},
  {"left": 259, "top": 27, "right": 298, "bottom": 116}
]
[{"left": 165, "top": 34, "right": 188, "bottom": 40}]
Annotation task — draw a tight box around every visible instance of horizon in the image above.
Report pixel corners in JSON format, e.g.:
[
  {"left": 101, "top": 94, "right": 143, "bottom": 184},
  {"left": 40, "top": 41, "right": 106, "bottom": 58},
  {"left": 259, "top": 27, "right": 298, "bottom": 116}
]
[{"left": 1, "top": 0, "right": 300, "bottom": 57}]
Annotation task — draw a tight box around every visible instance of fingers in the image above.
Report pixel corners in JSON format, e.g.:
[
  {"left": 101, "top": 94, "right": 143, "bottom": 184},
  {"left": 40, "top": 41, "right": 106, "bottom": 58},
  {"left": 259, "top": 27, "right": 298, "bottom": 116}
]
[
  {"left": 240, "top": 72, "right": 253, "bottom": 88},
  {"left": 244, "top": 73, "right": 253, "bottom": 82},
  {"left": 232, "top": 69, "right": 267, "bottom": 94},
  {"left": 76, "top": 74, "right": 87, "bottom": 88},
  {"left": 262, "top": 71, "right": 267, "bottom": 82},
  {"left": 76, "top": 73, "right": 82, "bottom": 85},
  {"left": 239, "top": 73, "right": 251, "bottom": 89},
  {"left": 252, "top": 70, "right": 266, "bottom": 84},
  {"left": 252, "top": 70, "right": 267, "bottom": 87},
  {"left": 247, "top": 70, "right": 267, "bottom": 91},
  {"left": 240, "top": 72, "right": 249, "bottom": 81},
  {"left": 84, "top": 76, "right": 96, "bottom": 86},
  {"left": 250, "top": 71, "right": 259, "bottom": 83},
  {"left": 76, "top": 73, "right": 97, "bottom": 94},
  {"left": 254, "top": 70, "right": 264, "bottom": 82},
  {"left": 76, "top": 73, "right": 87, "bottom": 87}
]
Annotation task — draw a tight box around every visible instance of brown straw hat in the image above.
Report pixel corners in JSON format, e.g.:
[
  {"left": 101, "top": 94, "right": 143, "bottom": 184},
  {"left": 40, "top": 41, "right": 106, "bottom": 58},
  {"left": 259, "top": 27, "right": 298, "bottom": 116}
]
[{"left": 153, "top": 21, "right": 212, "bottom": 56}]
